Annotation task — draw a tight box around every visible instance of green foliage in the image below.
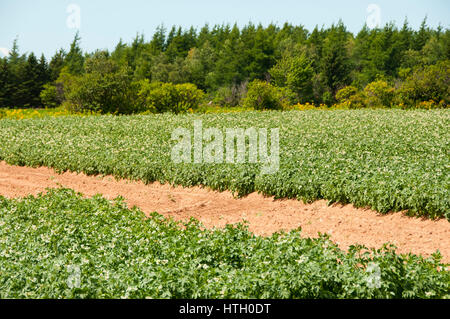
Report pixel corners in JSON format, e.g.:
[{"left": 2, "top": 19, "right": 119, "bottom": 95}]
[
  {"left": 20, "top": 53, "right": 41, "bottom": 107},
  {"left": 336, "top": 86, "right": 359, "bottom": 101},
  {"left": 0, "top": 110, "right": 448, "bottom": 219},
  {"left": 137, "top": 80, "right": 205, "bottom": 113},
  {"left": 243, "top": 80, "right": 293, "bottom": 110},
  {"left": 39, "top": 83, "right": 59, "bottom": 108},
  {"left": 53, "top": 66, "right": 77, "bottom": 105},
  {"left": 65, "top": 32, "right": 84, "bottom": 75},
  {"left": 0, "top": 188, "right": 448, "bottom": 299},
  {"left": 49, "top": 49, "right": 66, "bottom": 82},
  {"left": 396, "top": 61, "right": 450, "bottom": 108},
  {"left": 269, "top": 53, "right": 314, "bottom": 103},
  {"left": 64, "top": 53, "right": 140, "bottom": 114},
  {"left": 150, "top": 54, "right": 189, "bottom": 84},
  {"left": 336, "top": 79, "right": 422, "bottom": 109},
  {"left": 0, "top": 58, "right": 11, "bottom": 107},
  {"left": 363, "top": 80, "right": 395, "bottom": 108},
  {"left": 1, "top": 21, "right": 449, "bottom": 109},
  {"left": 320, "top": 22, "right": 352, "bottom": 98},
  {"left": 175, "top": 83, "right": 206, "bottom": 112},
  {"left": 183, "top": 43, "right": 216, "bottom": 90},
  {"left": 321, "top": 91, "right": 334, "bottom": 106},
  {"left": 335, "top": 86, "right": 365, "bottom": 109},
  {"left": 212, "top": 82, "right": 248, "bottom": 107},
  {"left": 0, "top": 40, "right": 51, "bottom": 108}
]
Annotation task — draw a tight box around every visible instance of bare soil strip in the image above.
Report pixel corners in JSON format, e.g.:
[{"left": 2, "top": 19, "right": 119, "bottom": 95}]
[{"left": 0, "top": 161, "right": 448, "bottom": 262}]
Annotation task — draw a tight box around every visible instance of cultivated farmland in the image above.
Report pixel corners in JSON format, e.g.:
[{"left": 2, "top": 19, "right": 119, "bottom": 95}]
[
  {"left": 0, "top": 109, "right": 448, "bottom": 219},
  {"left": 0, "top": 188, "right": 448, "bottom": 299}
]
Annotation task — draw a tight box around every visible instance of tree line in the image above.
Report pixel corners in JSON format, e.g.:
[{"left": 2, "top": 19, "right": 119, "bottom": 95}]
[{"left": 0, "top": 18, "right": 448, "bottom": 110}]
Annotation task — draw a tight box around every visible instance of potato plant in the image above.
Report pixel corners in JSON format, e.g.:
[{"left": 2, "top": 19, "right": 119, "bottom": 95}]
[
  {"left": 0, "top": 109, "right": 448, "bottom": 219},
  {"left": 0, "top": 189, "right": 448, "bottom": 298}
]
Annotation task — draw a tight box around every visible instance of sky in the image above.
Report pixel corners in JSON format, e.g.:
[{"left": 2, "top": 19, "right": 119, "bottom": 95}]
[{"left": 0, "top": 0, "right": 449, "bottom": 59}]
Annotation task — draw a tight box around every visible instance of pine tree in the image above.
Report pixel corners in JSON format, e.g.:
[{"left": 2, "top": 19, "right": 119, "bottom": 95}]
[
  {"left": 22, "top": 52, "right": 41, "bottom": 107},
  {"left": 150, "top": 25, "right": 166, "bottom": 52},
  {"left": 8, "top": 38, "right": 22, "bottom": 66},
  {"left": 0, "top": 58, "right": 11, "bottom": 107},
  {"left": 7, "top": 38, "right": 27, "bottom": 107},
  {"left": 65, "top": 32, "right": 84, "bottom": 75},
  {"left": 210, "top": 24, "right": 243, "bottom": 88},
  {"left": 111, "top": 39, "right": 127, "bottom": 64},
  {"left": 49, "top": 49, "right": 66, "bottom": 81},
  {"left": 320, "top": 22, "right": 352, "bottom": 99},
  {"left": 399, "top": 18, "right": 413, "bottom": 51},
  {"left": 414, "top": 17, "right": 430, "bottom": 51},
  {"left": 37, "top": 54, "right": 51, "bottom": 105},
  {"left": 197, "top": 24, "right": 212, "bottom": 47}
]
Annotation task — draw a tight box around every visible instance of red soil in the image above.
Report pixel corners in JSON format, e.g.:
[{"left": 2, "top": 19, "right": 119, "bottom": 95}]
[{"left": 0, "top": 161, "right": 448, "bottom": 262}]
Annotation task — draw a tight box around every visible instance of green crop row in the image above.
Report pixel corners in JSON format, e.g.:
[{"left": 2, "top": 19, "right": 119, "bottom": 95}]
[
  {"left": 0, "top": 188, "right": 448, "bottom": 299},
  {"left": 0, "top": 109, "right": 448, "bottom": 219}
]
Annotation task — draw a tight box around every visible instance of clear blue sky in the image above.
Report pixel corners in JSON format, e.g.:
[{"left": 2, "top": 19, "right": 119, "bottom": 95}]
[{"left": 1, "top": 0, "right": 449, "bottom": 59}]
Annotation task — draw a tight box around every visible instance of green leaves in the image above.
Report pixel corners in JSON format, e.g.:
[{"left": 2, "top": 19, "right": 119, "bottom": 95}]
[
  {"left": 0, "top": 109, "right": 448, "bottom": 219},
  {"left": 0, "top": 189, "right": 448, "bottom": 299},
  {"left": 137, "top": 80, "right": 205, "bottom": 113}
]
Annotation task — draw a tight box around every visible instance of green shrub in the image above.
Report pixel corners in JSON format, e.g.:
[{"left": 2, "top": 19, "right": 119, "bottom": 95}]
[
  {"left": 336, "top": 86, "right": 359, "bottom": 102},
  {"left": 213, "top": 83, "right": 248, "bottom": 107},
  {"left": 396, "top": 61, "right": 450, "bottom": 108},
  {"left": 269, "top": 53, "right": 314, "bottom": 103},
  {"left": 363, "top": 80, "right": 395, "bottom": 108},
  {"left": 242, "top": 80, "right": 293, "bottom": 110},
  {"left": 213, "top": 86, "right": 234, "bottom": 107},
  {"left": 54, "top": 67, "right": 78, "bottom": 103},
  {"left": 63, "top": 53, "right": 140, "bottom": 114},
  {"left": 175, "top": 83, "right": 206, "bottom": 112},
  {"left": 321, "top": 91, "right": 334, "bottom": 106},
  {"left": 39, "top": 83, "right": 60, "bottom": 108},
  {"left": 138, "top": 80, "right": 205, "bottom": 114},
  {"left": 335, "top": 86, "right": 365, "bottom": 109}
]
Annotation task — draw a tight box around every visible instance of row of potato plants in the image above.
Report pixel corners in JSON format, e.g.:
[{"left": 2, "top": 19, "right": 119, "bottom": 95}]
[
  {"left": 0, "top": 188, "right": 448, "bottom": 298},
  {"left": 0, "top": 109, "right": 448, "bottom": 219}
]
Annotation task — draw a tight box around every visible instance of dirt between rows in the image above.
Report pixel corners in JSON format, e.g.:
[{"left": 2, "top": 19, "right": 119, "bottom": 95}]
[{"left": 0, "top": 161, "right": 449, "bottom": 262}]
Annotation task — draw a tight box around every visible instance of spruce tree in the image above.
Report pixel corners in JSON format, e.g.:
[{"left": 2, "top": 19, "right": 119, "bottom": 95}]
[
  {"left": 65, "top": 32, "right": 84, "bottom": 75},
  {"left": 320, "top": 22, "right": 351, "bottom": 99},
  {"left": 49, "top": 49, "right": 66, "bottom": 81},
  {"left": 0, "top": 58, "right": 11, "bottom": 108}
]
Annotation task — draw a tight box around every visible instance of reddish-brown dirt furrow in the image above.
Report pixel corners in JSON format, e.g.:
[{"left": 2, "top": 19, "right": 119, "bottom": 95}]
[{"left": 0, "top": 161, "right": 449, "bottom": 262}]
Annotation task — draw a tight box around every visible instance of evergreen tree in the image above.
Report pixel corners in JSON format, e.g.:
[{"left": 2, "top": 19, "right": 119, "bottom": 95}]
[
  {"left": 150, "top": 25, "right": 166, "bottom": 52},
  {"left": 37, "top": 54, "right": 50, "bottom": 87},
  {"left": 0, "top": 58, "right": 11, "bottom": 107},
  {"left": 8, "top": 38, "right": 23, "bottom": 66},
  {"left": 0, "top": 20, "right": 446, "bottom": 109},
  {"left": 320, "top": 22, "right": 352, "bottom": 99},
  {"left": 65, "top": 32, "right": 84, "bottom": 75},
  {"left": 209, "top": 24, "right": 243, "bottom": 88},
  {"left": 197, "top": 24, "right": 212, "bottom": 47},
  {"left": 414, "top": 17, "right": 430, "bottom": 51},
  {"left": 22, "top": 52, "right": 42, "bottom": 107},
  {"left": 7, "top": 38, "right": 27, "bottom": 107},
  {"left": 49, "top": 49, "right": 66, "bottom": 81},
  {"left": 111, "top": 39, "right": 127, "bottom": 64},
  {"left": 399, "top": 18, "right": 413, "bottom": 51}
]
